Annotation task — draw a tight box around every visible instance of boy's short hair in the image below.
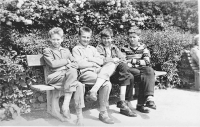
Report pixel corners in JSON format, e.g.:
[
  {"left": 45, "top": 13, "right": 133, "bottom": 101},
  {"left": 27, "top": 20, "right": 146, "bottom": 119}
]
[
  {"left": 48, "top": 27, "right": 64, "bottom": 38},
  {"left": 128, "top": 26, "right": 141, "bottom": 36},
  {"left": 100, "top": 28, "right": 113, "bottom": 38},
  {"left": 79, "top": 26, "right": 92, "bottom": 36}
]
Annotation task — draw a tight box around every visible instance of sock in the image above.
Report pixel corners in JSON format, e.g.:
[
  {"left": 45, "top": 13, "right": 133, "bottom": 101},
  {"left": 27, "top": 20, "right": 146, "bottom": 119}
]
[
  {"left": 137, "top": 104, "right": 144, "bottom": 107},
  {"left": 146, "top": 95, "right": 154, "bottom": 102},
  {"left": 100, "top": 110, "right": 108, "bottom": 116},
  {"left": 76, "top": 108, "right": 83, "bottom": 118},
  {"left": 119, "top": 86, "right": 126, "bottom": 101},
  {"left": 90, "top": 78, "right": 106, "bottom": 93},
  {"left": 127, "top": 101, "right": 134, "bottom": 109},
  {"left": 62, "top": 92, "right": 73, "bottom": 110}
]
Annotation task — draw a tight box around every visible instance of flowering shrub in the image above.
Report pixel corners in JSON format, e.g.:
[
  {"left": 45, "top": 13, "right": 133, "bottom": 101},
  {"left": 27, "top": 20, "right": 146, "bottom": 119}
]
[{"left": 0, "top": 0, "right": 147, "bottom": 35}]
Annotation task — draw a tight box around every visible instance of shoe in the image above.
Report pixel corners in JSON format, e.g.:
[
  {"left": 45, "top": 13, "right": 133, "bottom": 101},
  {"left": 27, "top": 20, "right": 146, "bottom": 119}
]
[
  {"left": 136, "top": 105, "right": 150, "bottom": 113},
  {"left": 86, "top": 91, "right": 97, "bottom": 101},
  {"left": 99, "top": 112, "right": 114, "bottom": 124},
  {"left": 61, "top": 108, "right": 71, "bottom": 119},
  {"left": 116, "top": 100, "right": 129, "bottom": 110},
  {"left": 120, "top": 109, "right": 137, "bottom": 117},
  {"left": 146, "top": 101, "right": 156, "bottom": 110}
]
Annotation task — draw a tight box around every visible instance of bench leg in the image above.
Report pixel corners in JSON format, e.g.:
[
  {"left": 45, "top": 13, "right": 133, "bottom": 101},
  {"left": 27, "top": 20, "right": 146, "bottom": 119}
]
[
  {"left": 194, "top": 71, "right": 200, "bottom": 91},
  {"left": 46, "top": 90, "right": 68, "bottom": 122}
]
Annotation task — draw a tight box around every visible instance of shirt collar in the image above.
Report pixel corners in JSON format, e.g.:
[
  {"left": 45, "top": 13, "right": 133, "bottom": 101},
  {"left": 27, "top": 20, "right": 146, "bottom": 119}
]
[{"left": 77, "top": 44, "right": 90, "bottom": 49}]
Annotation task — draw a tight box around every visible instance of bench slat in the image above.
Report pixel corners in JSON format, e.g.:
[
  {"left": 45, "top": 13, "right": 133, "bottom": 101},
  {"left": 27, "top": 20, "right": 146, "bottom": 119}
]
[
  {"left": 31, "top": 85, "right": 55, "bottom": 91},
  {"left": 155, "top": 71, "right": 167, "bottom": 77},
  {"left": 26, "top": 55, "right": 44, "bottom": 66}
]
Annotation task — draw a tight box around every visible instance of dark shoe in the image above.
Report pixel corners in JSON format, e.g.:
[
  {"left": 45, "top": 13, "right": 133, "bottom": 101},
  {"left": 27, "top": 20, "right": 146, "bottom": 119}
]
[
  {"left": 136, "top": 105, "right": 150, "bottom": 113},
  {"left": 146, "top": 101, "right": 156, "bottom": 110},
  {"left": 120, "top": 109, "right": 137, "bottom": 117},
  {"left": 99, "top": 112, "right": 114, "bottom": 124},
  {"left": 85, "top": 91, "right": 97, "bottom": 101},
  {"left": 117, "top": 100, "right": 129, "bottom": 110}
]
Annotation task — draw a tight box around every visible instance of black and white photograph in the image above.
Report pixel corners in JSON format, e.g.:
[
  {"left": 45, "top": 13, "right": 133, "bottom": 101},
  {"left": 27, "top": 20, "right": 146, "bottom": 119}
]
[{"left": 0, "top": 0, "right": 199, "bottom": 126}]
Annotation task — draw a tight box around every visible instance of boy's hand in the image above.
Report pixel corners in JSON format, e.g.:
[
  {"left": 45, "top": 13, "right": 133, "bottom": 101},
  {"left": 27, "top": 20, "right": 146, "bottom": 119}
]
[
  {"left": 66, "top": 63, "right": 78, "bottom": 69},
  {"left": 104, "top": 57, "right": 114, "bottom": 63},
  {"left": 87, "top": 57, "right": 95, "bottom": 62},
  {"left": 113, "top": 57, "right": 120, "bottom": 62},
  {"left": 92, "top": 62, "right": 101, "bottom": 68}
]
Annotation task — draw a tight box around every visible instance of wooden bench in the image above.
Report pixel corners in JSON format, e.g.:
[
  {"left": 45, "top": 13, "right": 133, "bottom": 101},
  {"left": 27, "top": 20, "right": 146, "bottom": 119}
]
[
  {"left": 185, "top": 50, "right": 200, "bottom": 91},
  {"left": 27, "top": 54, "right": 167, "bottom": 119},
  {"left": 26, "top": 54, "right": 68, "bottom": 122}
]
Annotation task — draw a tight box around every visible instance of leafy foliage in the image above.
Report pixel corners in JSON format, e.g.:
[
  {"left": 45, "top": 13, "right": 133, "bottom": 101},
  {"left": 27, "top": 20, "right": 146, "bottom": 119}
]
[{"left": 141, "top": 27, "right": 193, "bottom": 86}]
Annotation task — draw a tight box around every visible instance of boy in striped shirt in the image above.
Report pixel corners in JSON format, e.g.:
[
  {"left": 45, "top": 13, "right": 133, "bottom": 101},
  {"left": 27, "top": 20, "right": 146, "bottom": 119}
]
[{"left": 122, "top": 27, "right": 156, "bottom": 113}]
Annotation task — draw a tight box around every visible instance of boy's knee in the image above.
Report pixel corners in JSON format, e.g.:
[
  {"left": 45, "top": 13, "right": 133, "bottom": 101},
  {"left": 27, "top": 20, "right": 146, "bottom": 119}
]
[
  {"left": 143, "top": 67, "right": 154, "bottom": 75},
  {"left": 68, "top": 68, "right": 78, "bottom": 75},
  {"left": 117, "top": 62, "right": 129, "bottom": 72},
  {"left": 77, "top": 82, "right": 85, "bottom": 88},
  {"left": 102, "top": 81, "right": 112, "bottom": 89}
]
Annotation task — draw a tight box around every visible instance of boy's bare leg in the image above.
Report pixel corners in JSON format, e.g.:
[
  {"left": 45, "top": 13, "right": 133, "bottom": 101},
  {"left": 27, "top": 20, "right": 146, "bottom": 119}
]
[
  {"left": 62, "top": 92, "right": 72, "bottom": 119},
  {"left": 120, "top": 86, "right": 126, "bottom": 101},
  {"left": 74, "top": 82, "right": 85, "bottom": 126},
  {"left": 76, "top": 108, "right": 83, "bottom": 126},
  {"left": 89, "top": 63, "right": 116, "bottom": 101},
  {"left": 89, "top": 78, "right": 106, "bottom": 101}
]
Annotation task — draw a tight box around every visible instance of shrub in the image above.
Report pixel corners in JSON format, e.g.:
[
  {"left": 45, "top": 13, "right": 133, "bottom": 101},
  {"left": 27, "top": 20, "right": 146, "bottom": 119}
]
[{"left": 141, "top": 27, "right": 193, "bottom": 87}]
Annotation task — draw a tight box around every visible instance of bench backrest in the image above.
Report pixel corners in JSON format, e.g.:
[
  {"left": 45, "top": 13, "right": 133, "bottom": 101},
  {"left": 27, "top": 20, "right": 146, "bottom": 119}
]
[
  {"left": 26, "top": 54, "right": 48, "bottom": 84},
  {"left": 26, "top": 54, "right": 45, "bottom": 66},
  {"left": 185, "top": 50, "right": 199, "bottom": 71}
]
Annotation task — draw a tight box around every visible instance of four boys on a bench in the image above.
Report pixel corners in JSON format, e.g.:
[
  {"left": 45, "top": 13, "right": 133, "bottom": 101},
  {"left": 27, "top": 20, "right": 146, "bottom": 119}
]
[{"left": 43, "top": 26, "right": 156, "bottom": 126}]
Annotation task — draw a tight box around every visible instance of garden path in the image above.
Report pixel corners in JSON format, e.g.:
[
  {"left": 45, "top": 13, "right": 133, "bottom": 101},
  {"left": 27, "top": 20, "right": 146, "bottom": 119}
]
[{"left": 1, "top": 88, "right": 200, "bottom": 126}]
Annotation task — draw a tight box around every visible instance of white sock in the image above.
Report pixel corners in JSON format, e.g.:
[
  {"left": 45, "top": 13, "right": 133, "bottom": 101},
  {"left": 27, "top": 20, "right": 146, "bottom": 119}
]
[
  {"left": 90, "top": 78, "right": 106, "bottom": 93},
  {"left": 147, "top": 96, "right": 154, "bottom": 102},
  {"left": 62, "top": 92, "right": 73, "bottom": 110},
  {"left": 120, "top": 86, "right": 126, "bottom": 101}
]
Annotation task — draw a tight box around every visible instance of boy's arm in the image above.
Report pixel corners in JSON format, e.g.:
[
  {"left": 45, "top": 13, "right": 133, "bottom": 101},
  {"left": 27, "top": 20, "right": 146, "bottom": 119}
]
[
  {"left": 130, "top": 48, "right": 151, "bottom": 66},
  {"left": 72, "top": 47, "right": 94, "bottom": 69},
  {"left": 115, "top": 46, "right": 127, "bottom": 62},
  {"left": 67, "top": 49, "right": 77, "bottom": 63},
  {"left": 96, "top": 45, "right": 113, "bottom": 64},
  {"left": 43, "top": 48, "right": 68, "bottom": 68},
  {"left": 87, "top": 48, "right": 104, "bottom": 65}
]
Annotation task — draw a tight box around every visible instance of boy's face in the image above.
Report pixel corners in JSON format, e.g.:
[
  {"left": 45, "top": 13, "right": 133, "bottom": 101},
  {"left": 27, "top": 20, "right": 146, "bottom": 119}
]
[
  {"left": 79, "top": 32, "right": 92, "bottom": 47},
  {"left": 101, "top": 36, "right": 112, "bottom": 47},
  {"left": 128, "top": 33, "right": 140, "bottom": 46},
  {"left": 50, "top": 34, "right": 63, "bottom": 49}
]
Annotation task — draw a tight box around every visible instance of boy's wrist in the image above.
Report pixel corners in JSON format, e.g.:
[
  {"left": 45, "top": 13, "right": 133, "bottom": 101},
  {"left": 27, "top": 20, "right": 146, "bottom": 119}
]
[{"left": 131, "top": 58, "right": 137, "bottom": 64}]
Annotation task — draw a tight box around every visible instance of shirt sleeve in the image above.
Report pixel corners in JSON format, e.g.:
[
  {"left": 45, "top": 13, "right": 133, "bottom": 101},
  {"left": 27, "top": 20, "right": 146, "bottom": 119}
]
[
  {"left": 91, "top": 47, "right": 104, "bottom": 65},
  {"left": 137, "top": 46, "right": 151, "bottom": 66},
  {"left": 114, "top": 46, "right": 126, "bottom": 62},
  {"left": 43, "top": 48, "right": 68, "bottom": 68},
  {"left": 72, "top": 47, "right": 93, "bottom": 69}
]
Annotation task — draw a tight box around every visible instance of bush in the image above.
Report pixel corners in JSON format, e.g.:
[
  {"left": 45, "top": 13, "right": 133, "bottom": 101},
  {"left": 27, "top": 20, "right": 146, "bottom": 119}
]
[{"left": 141, "top": 27, "right": 193, "bottom": 87}]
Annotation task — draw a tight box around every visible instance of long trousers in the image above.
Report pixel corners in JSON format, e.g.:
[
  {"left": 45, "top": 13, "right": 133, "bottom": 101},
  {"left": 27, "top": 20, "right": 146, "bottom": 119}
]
[
  {"left": 110, "top": 62, "right": 135, "bottom": 101},
  {"left": 129, "top": 66, "right": 155, "bottom": 105}
]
